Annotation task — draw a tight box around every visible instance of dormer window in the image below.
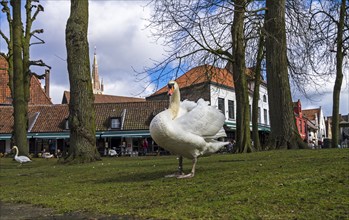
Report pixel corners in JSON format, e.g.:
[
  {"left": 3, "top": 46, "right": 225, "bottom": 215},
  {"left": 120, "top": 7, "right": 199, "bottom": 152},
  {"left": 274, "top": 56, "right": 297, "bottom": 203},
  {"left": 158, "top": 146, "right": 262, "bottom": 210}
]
[
  {"left": 65, "top": 118, "right": 69, "bottom": 130},
  {"left": 110, "top": 117, "right": 121, "bottom": 129}
]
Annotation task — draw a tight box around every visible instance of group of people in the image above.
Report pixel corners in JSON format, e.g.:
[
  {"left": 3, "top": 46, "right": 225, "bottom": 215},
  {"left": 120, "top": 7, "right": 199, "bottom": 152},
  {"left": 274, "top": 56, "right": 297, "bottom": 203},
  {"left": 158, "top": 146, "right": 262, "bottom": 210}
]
[
  {"left": 105, "top": 138, "right": 149, "bottom": 157},
  {"left": 40, "top": 148, "right": 62, "bottom": 159}
]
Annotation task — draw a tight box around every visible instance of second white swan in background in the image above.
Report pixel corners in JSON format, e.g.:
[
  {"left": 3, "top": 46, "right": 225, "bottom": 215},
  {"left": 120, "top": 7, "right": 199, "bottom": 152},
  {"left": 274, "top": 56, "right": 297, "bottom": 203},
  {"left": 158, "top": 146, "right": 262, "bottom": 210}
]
[{"left": 12, "top": 146, "right": 32, "bottom": 165}]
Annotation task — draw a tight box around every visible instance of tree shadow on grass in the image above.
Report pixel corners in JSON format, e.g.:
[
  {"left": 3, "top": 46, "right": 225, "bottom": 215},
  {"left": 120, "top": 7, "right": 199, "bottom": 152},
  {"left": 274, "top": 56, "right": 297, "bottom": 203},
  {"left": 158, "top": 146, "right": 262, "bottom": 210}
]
[
  {"left": 88, "top": 170, "right": 170, "bottom": 184},
  {"left": 218, "top": 159, "right": 246, "bottom": 163}
]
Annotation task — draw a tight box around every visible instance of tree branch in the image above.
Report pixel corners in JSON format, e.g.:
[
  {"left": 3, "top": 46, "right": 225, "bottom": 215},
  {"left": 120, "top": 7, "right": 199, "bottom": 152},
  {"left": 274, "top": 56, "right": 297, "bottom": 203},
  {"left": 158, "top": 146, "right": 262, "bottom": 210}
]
[
  {"left": 29, "top": 70, "right": 46, "bottom": 79},
  {"left": 31, "top": 3, "right": 43, "bottom": 21},
  {"left": 30, "top": 34, "right": 45, "bottom": 46},
  {"left": 0, "top": 30, "right": 9, "bottom": 45},
  {"left": 1, "top": 0, "right": 12, "bottom": 22},
  {"left": 30, "top": 28, "right": 43, "bottom": 35},
  {"left": 29, "top": 59, "right": 51, "bottom": 69}
]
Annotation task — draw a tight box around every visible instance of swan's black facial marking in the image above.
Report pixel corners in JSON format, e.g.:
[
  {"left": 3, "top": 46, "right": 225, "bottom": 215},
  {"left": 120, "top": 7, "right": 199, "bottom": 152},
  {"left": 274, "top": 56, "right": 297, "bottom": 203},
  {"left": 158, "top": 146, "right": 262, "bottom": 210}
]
[
  {"left": 168, "top": 83, "right": 174, "bottom": 89},
  {"left": 167, "top": 83, "right": 175, "bottom": 96}
]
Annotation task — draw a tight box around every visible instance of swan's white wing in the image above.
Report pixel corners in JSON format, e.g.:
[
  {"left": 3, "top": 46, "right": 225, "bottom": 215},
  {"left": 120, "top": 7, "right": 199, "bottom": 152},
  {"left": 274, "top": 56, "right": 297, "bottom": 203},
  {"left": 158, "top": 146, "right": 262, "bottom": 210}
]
[
  {"left": 177, "top": 99, "right": 197, "bottom": 117},
  {"left": 175, "top": 99, "right": 226, "bottom": 137},
  {"left": 16, "top": 156, "right": 32, "bottom": 163}
]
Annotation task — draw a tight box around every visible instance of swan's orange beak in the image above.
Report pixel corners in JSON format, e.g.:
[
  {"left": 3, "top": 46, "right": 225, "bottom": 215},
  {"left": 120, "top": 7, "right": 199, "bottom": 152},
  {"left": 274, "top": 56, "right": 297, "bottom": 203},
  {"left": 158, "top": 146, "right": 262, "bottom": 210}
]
[{"left": 167, "top": 84, "right": 174, "bottom": 96}]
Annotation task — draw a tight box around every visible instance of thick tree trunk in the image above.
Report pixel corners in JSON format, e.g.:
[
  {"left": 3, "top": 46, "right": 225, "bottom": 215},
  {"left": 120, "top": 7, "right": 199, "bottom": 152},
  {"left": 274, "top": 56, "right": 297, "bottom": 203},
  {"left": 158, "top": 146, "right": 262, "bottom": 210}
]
[
  {"left": 64, "top": 0, "right": 100, "bottom": 163},
  {"left": 231, "top": 0, "right": 252, "bottom": 153},
  {"left": 265, "top": 0, "right": 305, "bottom": 149},
  {"left": 252, "top": 34, "right": 264, "bottom": 151},
  {"left": 331, "top": 0, "right": 345, "bottom": 148},
  {"left": 11, "top": 0, "right": 28, "bottom": 155}
]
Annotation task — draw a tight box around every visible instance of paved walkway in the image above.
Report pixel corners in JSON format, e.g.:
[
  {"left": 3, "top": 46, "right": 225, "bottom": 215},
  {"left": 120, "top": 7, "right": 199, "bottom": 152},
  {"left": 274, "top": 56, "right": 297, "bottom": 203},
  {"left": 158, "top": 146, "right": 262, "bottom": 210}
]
[{"left": 0, "top": 202, "right": 138, "bottom": 220}]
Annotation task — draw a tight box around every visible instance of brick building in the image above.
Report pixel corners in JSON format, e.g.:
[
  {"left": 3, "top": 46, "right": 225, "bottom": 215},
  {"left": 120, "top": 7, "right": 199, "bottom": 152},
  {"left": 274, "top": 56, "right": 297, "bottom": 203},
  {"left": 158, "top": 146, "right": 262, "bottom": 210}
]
[
  {"left": 0, "top": 101, "right": 168, "bottom": 155},
  {"left": 0, "top": 55, "right": 52, "bottom": 105},
  {"left": 293, "top": 99, "right": 308, "bottom": 140}
]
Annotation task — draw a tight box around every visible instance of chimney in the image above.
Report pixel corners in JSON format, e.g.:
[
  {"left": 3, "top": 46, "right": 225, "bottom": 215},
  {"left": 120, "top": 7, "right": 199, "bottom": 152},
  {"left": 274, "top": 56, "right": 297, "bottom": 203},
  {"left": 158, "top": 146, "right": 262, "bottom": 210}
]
[{"left": 44, "top": 69, "right": 50, "bottom": 98}]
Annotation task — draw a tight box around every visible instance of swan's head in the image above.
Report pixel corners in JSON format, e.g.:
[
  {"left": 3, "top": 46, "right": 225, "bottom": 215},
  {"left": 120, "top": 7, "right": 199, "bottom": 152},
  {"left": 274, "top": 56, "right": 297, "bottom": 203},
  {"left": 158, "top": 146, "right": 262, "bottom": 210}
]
[
  {"left": 12, "top": 146, "right": 18, "bottom": 150},
  {"left": 167, "top": 80, "right": 178, "bottom": 96}
]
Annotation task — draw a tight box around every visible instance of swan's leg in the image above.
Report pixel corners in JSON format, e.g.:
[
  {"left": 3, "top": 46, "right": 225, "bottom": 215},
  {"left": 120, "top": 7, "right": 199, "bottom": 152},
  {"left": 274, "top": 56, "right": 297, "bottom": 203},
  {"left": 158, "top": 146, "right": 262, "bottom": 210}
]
[
  {"left": 178, "top": 156, "right": 184, "bottom": 175},
  {"left": 165, "top": 156, "right": 184, "bottom": 178},
  {"left": 177, "top": 157, "right": 197, "bottom": 179}
]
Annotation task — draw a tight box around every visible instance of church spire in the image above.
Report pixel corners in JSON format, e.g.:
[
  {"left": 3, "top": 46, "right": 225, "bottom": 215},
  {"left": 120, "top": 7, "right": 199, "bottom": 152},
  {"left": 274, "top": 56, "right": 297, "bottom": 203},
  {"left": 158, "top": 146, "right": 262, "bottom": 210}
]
[{"left": 92, "top": 46, "right": 103, "bottom": 94}]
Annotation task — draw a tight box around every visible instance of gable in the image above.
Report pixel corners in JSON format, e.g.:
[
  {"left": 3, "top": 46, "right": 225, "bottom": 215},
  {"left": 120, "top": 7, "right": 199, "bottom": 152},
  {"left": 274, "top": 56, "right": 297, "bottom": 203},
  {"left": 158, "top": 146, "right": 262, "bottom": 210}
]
[
  {"left": 0, "top": 55, "right": 52, "bottom": 105},
  {"left": 149, "top": 65, "right": 234, "bottom": 97},
  {"left": 303, "top": 108, "right": 320, "bottom": 122},
  {"left": 62, "top": 91, "right": 145, "bottom": 104}
]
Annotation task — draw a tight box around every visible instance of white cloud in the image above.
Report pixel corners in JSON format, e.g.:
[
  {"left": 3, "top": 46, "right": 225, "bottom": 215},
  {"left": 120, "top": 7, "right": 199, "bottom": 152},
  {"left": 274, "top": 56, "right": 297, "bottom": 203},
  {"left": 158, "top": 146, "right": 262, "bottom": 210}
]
[
  {"left": 292, "top": 72, "right": 349, "bottom": 116},
  {"left": 28, "top": 1, "right": 164, "bottom": 104}
]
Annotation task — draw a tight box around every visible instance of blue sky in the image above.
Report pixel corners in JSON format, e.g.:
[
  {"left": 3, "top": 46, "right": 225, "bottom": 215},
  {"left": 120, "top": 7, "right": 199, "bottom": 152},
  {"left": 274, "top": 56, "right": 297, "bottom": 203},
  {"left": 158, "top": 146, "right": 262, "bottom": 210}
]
[{"left": 0, "top": 0, "right": 348, "bottom": 116}]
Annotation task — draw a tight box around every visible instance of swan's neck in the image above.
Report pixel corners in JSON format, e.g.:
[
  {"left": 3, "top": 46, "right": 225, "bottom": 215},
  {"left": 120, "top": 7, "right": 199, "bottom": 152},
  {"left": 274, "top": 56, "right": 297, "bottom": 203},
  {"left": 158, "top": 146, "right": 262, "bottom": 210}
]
[
  {"left": 169, "top": 88, "right": 180, "bottom": 119},
  {"left": 14, "top": 147, "right": 19, "bottom": 157}
]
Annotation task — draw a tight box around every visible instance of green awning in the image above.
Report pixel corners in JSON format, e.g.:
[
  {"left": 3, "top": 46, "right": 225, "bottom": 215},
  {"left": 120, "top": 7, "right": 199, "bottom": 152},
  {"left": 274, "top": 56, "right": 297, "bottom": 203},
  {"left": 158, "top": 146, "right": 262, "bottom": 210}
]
[
  {"left": 224, "top": 121, "right": 270, "bottom": 132},
  {"left": 258, "top": 127, "right": 271, "bottom": 132},
  {"left": 0, "top": 134, "right": 11, "bottom": 140},
  {"left": 99, "top": 130, "right": 150, "bottom": 138},
  {"left": 0, "top": 130, "right": 151, "bottom": 140},
  {"left": 28, "top": 133, "right": 70, "bottom": 139}
]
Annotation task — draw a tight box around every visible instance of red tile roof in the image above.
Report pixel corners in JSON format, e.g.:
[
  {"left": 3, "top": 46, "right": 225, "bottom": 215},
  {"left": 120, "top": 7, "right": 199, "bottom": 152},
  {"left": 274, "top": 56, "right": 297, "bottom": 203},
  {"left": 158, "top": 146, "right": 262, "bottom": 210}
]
[
  {"left": 150, "top": 65, "right": 234, "bottom": 96},
  {"left": 303, "top": 108, "right": 320, "bottom": 122},
  {"left": 0, "top": 101, "right": 168, "bottom": 134},
  {"left": 0, "top": 106, "right": 13, "bottom": 133},
  {"left": 0, "top": 55, "right": 52, "bottom": 105},
  {"left": 62, "top": 91, "right": 145, "bottom": 104}
]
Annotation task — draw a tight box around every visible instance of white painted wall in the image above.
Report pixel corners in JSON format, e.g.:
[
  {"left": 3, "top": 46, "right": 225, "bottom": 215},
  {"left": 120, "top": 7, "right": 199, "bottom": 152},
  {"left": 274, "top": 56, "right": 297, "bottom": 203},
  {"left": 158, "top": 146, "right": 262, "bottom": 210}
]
[
  {"left": 209, "top": 83, "right": 269, "bottom": 126},
  {"left": 318, "top": 108, "right": 327, "bottom": 140}
]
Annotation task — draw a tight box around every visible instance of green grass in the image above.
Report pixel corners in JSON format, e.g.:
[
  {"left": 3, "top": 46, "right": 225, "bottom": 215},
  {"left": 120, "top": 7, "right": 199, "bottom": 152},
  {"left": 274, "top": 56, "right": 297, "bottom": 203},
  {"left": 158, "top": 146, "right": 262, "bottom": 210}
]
[{"left": 1, "top": 149, "right": 348, "bottom": 219}]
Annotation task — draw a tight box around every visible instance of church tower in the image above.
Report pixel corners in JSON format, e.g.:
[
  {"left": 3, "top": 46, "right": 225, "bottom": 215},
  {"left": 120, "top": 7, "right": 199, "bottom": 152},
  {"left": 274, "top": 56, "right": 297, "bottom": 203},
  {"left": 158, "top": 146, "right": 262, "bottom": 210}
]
[{"left": 92, "top": 47, "right": 104, "bottom": 94}]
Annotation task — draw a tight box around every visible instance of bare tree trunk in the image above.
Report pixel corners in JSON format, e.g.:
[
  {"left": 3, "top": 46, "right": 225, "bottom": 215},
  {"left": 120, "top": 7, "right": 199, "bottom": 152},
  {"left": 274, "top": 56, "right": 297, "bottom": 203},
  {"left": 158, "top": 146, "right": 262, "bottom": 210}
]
[
  {"left": 11, "top": 0, "right": 28, "bottom": 155},
  {"left": 64, "top": 0, "right": 100, "bottom": 163},
  {"left": 331, "top": 0, "right": 346, "bottom": 148},
  {"left": 231, "top": 0, "right": 252, "bottom": 153},
  {"left": 252, "top": 34, "right": 264, "bottom": 151},
  {"left": 265, "top": 0, "right": 305, "bottom": 149}
]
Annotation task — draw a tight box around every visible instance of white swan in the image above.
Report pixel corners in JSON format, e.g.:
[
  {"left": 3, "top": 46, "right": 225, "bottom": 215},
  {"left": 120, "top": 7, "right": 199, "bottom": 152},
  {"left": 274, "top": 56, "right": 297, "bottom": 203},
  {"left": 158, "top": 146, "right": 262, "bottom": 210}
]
[
  {"left": 12, "top": 146, "right": 32, "bottom": 165},
  {"left": 42, "top": 152, "right": 54, "bottom": 159},
  {"left": 150, "top": 80, "right": 228, "bottom": 178}
]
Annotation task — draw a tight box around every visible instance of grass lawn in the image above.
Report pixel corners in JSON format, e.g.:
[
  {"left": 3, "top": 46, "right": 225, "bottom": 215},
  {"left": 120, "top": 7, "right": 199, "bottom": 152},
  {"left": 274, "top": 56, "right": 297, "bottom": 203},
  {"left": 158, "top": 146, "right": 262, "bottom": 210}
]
[{"left": 0, "top": 149, "right": 348, "bottom": 219}]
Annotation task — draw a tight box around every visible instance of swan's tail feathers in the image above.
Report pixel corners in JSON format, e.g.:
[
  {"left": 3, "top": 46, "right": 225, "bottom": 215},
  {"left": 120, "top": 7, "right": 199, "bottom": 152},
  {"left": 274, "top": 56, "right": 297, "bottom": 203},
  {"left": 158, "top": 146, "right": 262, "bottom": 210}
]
[
  {"left": 204, "top": 141, "right": 230, "bottom": 155},
  {"left": 203, "top": 127, "right": 227, "bottom": 139},
  {"left": 216, "top": 127, "right": 227, "bottom": 138}
]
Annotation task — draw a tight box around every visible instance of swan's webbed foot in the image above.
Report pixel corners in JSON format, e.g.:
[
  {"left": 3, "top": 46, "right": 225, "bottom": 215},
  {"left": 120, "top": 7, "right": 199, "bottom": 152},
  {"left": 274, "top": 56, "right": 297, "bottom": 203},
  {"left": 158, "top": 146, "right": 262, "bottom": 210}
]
[
  {"left": 176, "top": 172, "right": 194, "bottom": 179},
  {"left": 164, "top": 156, "right": 184, "bottom": 178},
  {"left": 164, "top": 171, "right": 185, "bottom": 178},
  {"left": 176, "top": 157, "right": 197, "bottom": 179}
]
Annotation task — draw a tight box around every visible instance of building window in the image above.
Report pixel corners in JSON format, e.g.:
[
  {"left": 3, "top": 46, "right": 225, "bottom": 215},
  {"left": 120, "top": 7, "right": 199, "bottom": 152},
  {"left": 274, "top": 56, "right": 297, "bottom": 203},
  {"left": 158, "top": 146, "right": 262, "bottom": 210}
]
[
  {"left": 263, "top": 95, "right": 267, "bottom": 102},
  {"left": 110, "top": 117, "right": 121, "bottom": 129},
  {"left": 218, "top": 98, "right": 225, "bottom": 113},
  {"left": 258, "top": 107, "right": 261, "bottom": 123},
  {"left": 263, "top": 109, "right": 268, "bottom": 125},
  {"left": 228, "top": 100, "right": 235, "bottom": 119}
]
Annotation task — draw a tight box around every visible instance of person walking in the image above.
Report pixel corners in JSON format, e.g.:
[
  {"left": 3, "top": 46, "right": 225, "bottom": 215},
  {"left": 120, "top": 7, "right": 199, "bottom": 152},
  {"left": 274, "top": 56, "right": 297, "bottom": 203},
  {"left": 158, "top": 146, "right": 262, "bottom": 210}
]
[{"left": 141, "top": 138, "right": 148, "bottom": 156}]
